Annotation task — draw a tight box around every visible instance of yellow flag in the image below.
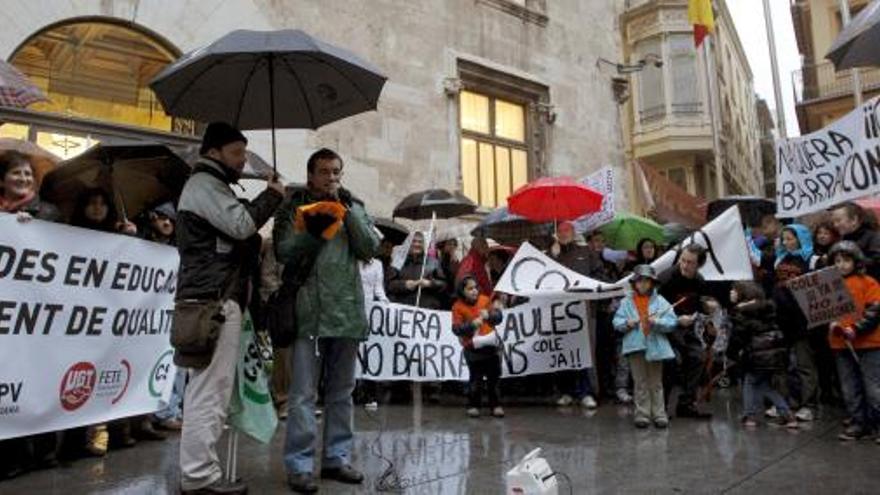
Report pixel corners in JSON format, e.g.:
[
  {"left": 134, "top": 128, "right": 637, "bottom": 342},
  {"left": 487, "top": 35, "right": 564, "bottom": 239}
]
[{"left": 688, "top": 0, "right": 715, "bottom": 47}]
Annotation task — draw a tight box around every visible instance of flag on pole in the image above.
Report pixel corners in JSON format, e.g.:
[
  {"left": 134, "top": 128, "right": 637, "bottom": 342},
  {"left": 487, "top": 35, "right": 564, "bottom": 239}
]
[
  {"left": 228, "top": 310, "right": 278, "bottom": 444},
  {"left": 688, "top": 0, "right": 715, "bottom": 47}
]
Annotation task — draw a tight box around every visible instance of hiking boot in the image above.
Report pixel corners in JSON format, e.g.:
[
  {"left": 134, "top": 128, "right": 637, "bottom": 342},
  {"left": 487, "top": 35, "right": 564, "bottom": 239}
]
[
  {"left": 653, "top": 417, "right": 669, "bottom": 429},
  {"left": 85, "top": 424, "right": 109, "bottom": 457},
  {"left": 838, "top": 425, "right": 870, "bottom": 441},
  {"left": 795, "top": 407, "right": 814, "bottom": 422},
  {"left": 320, "top": 464, "right": 364, "bottom": 485},
  {"left": 616, "top": 389, "right": 633, "bottom": 404},
  {"left": 466, "top": 407, "right": 480, "bottom": 418},
  {"left": 581, "top": 395, "right": 598, "bottom": 409},
  {"left": 556, "top": 394, "right": 573, "bottom": 406},
  {"left": 157, "top": 418, "right": 183, "bottom": 431},
  {"left": 286, "top": 472, "right": 318, "bottom": 493},
  {"left": 634, "top": 417, "right": 650, "bottom": 429},
  {"left": 492, "top": 406, "right": 505, "bottom": 418},
  {"left": 181, "top": 479, "right": 248, "bottom": 494}
]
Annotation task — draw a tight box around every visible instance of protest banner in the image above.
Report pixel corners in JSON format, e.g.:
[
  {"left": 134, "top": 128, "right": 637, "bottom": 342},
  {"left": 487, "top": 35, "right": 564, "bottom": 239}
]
[
  {"left": 356, "top": 299, "right": 592, "bottom": 381},
  {"left": 493, "top": 242, "right": 625, "bottom": 299},
  {"left": 776, "top": 95, "right": 880, "bottom": 217},
  {"left": 623, "top": 205, "right": 753, "bottom": 283},
  {"left": 0, "top": 215, "right": 177, "bottom": 440},
  {"left": 786, "top": 268, "right": 856, "bottom": 327},
  {"left": 574, "top": 166, "right": 616, "bottom": 233}
]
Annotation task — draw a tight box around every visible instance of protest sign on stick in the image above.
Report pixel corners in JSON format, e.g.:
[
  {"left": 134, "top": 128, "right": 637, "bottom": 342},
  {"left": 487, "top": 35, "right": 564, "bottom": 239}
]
[
  {"left": 574, "top": 166, "right": 616, "bottom": 233},
  {"left": 622, "top": 205, "right": 753, "bottom": 283},
  {"left": 776, "top": 95, "right": 880, "bottom": 217},
  {"left": 356, "top": 299, "right": 592, "bottom": 381},
  {"left": 786, "top": 268, "right": 856, "bottom": 327}
]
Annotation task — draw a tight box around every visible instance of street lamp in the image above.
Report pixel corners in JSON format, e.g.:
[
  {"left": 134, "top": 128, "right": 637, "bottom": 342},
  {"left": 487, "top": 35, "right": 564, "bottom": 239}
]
[{"left": 596, "top": 54, "right": 663, "bottom": 104}]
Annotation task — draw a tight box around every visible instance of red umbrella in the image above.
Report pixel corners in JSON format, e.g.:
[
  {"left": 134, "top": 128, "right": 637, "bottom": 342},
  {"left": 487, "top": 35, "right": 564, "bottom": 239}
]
[
  {"left": 855, "top": 196, "right": 880, "bottom": 221},
  {"left": 507, "top": 176, "right": 603, "bottom": 223}
]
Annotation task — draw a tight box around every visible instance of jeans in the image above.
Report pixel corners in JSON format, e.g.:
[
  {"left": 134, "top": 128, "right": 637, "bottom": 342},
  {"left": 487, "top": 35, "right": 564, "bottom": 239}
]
[
  {"left": 283, "top": 337, "right": 358, "bottom": 474},
  {"left": 154, "top": 368, "right": 186, "bottom": 421},
  {"left": 835, "top": 348, "right": 880, "bottom": 432},
  {"left": 467, "top": 355, "right": 501, "bottom": 408},
  {"left": 742, "top": 371, "right": 790, "bottom": 418}
]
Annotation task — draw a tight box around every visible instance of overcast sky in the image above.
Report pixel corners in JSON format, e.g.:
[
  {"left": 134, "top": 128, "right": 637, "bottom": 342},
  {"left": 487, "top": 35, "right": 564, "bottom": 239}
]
[{"left": 728, "top": 0, "right": 803, "bottom": 137}]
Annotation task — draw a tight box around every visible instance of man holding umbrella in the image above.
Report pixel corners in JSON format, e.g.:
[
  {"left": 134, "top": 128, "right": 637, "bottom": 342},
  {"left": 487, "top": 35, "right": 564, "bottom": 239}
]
[
  {"left": 176, "top": 122, "right": 284, "bottom": 495},
  {"left": 274, "top": 148, "right": 379, "bottom": 493}
]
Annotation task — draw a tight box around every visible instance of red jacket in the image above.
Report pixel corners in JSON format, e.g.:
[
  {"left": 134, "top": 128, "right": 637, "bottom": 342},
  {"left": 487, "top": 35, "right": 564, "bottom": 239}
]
[
  {"left": 456, "top": 249, "right": 491, "bottom": 295},
  {"left": 831, "top": 273, "right": 880, "bottom": 350}
]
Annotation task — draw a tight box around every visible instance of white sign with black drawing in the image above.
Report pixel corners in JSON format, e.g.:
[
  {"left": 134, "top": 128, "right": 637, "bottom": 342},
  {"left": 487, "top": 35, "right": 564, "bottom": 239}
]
[
  {"left": 493, "top": 242, "right": 624, "bottom": 299},
  {"left": 625, "top": 205, "right": 753, "bottom": 283}
]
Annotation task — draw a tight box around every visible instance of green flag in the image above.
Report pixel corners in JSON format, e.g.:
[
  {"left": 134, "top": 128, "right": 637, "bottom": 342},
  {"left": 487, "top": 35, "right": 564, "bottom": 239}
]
[{"left": 228, "top": 310, "right": 278, "bottom": 443}]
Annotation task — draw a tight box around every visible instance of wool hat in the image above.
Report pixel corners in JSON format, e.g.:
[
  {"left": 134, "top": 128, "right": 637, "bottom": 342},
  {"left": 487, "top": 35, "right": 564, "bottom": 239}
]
[{"left": 199, "top": 122, "right": 247, "bottom": 155}]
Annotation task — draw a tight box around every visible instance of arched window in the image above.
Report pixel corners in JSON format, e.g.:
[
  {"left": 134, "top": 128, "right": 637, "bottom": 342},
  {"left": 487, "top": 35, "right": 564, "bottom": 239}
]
[{"left": 1, "top": 18, "right": 195, "bottom": 158}]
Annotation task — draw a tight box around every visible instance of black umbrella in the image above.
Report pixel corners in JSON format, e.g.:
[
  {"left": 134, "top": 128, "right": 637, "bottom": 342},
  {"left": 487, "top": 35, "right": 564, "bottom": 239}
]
[
  {"left": 149, "top": 29, "right": 387, "bottom": 171},
  {"left": 175, "top": 145, "right": 281, "bottom": 180},
  {"left": 372, "top": 217, "right": 409, "bottom": 245},
  {"left": 392, "top": 189, "right": 477, "bottom": 220},
  {"left": 826, "top": 1, "right": 880, "bottom": 70},
  {"left": 706, "top": 196, "right": 774, "bottom": 227},
  {"left": 40, "top": 141, "right": 191, "bottom": 221},
  {"left": 470, "top": 206, "right": 552, "bottom": 245}
]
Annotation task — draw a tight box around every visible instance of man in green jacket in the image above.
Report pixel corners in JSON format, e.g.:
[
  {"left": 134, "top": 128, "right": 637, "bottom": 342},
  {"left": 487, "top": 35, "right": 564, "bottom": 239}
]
[{"left": 273, "top": 148, "right": 379, "bottom": 493}]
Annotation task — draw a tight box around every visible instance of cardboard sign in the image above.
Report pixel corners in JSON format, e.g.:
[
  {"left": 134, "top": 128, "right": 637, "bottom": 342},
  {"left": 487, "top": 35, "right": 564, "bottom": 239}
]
[{"left": 786, "top": 268, "right": 856, "bottom": 327}]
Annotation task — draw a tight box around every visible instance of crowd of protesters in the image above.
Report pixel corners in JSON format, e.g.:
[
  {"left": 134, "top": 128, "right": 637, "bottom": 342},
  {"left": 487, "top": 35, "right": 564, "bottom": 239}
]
[{"left": 4, "top": 123, "right": 880, "bottom": 494}]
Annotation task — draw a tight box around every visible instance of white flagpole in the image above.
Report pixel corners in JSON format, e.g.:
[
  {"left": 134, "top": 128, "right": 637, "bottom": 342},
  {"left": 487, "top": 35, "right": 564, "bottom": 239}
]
[
  {"left": 838, "top": 0, "right": 863, "bottom": 106},
  {"left": 702, "top": 36, "right": 725, "bottom": 199},
  {"left": 763, "top": 0, "right": 788, "bottom": 138}
]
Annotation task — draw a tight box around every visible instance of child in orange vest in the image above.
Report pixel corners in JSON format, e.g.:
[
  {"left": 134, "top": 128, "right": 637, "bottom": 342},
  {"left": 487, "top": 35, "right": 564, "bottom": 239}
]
[
  {"left": 827, "top": 241, "right": 880, "bottom": 442},
  {"left": 452, "top": 276, "right": 504, "bottom": 418}
]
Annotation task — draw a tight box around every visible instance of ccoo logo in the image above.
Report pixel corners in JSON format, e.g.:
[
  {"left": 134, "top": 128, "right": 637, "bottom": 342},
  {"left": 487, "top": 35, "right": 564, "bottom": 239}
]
[
  {"left": 60, "top": 362, "right": 97, "bottom": 411},
  {"left": 149, "top": 350, "right": 175, "bottom": 398}
]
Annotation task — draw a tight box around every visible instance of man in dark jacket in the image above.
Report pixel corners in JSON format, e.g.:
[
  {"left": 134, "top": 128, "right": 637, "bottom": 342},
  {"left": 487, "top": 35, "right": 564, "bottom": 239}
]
[
  {"left": 273, "top": 148, "right": 379, "bottom": 493},
  {"left": 831, "top": 202, "right": 880, "bottom": 280},
  {"left": 660, "top": 244, "right": 713, "bottom": 419},
  {"left": 176, "top": 122, "right": 283, "bottom": 495}
]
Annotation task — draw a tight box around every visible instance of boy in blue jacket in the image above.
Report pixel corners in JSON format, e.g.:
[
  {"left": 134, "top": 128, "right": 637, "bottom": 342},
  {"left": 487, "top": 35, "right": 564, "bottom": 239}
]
[{"left": 613, "top": 265, "right": 678, "bottom": 428}]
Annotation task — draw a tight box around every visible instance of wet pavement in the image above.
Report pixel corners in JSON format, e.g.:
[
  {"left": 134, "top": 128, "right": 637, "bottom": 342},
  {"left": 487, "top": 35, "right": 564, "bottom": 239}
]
[{"left": 3, "top": 391, "right": 878, "bottom": 494}]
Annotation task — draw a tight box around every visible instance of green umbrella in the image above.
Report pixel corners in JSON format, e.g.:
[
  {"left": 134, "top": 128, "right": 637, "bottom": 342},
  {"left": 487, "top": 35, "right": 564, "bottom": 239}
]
[{"left": 599, "top": 213, "right": 664, "bottom": 251}]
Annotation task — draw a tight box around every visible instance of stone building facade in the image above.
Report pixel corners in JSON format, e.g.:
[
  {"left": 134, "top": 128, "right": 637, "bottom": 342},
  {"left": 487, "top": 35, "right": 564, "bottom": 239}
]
[{"left": 0, "top": 0, "right": 628, "bottom": 219}]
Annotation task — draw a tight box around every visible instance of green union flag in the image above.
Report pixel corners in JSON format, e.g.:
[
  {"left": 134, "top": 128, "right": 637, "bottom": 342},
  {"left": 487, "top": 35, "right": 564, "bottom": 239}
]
[{"left": 228, "top": 310, "right": 277, "bottom": 443}]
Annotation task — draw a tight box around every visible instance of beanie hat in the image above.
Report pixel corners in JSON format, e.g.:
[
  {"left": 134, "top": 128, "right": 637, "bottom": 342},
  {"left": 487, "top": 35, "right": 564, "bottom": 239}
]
[
  {"left": 152, "top": 201, "right": 177, "bottom": 222},
  {"left": 199, "top": 122, "right": 247, "bottom": 155}
]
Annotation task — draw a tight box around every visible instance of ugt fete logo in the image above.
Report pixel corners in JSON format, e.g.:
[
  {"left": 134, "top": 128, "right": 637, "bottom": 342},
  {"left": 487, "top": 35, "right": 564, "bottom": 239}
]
[{"left": 60, "top": 360, "right": 132, "bottom": 411}]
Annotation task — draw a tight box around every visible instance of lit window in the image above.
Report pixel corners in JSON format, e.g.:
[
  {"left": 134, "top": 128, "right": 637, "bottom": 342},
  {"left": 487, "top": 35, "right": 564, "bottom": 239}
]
[{"left": 459, "top": 90, "right": 529, "bottom": 208}]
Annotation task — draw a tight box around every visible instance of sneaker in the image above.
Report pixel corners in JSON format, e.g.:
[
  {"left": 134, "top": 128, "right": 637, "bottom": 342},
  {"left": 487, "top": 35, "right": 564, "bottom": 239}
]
[
  {"left": 634, "top": 417, "right": 650, "bottom": 429},
  {"left": 467, "top": 407, "right": 480, "bottom": 418},
  {"left": 795, "top": 407, "right": 814, "bottom": 422},
  {"left": 581, "top": 395, "right": 598, "bottom": 409},
  {"left": 156, "top": 418, "right": 183, "bottom": 431},
  {"left": 742, "top": 416, "right": 758, "bottom": 428},
  {"left": 492, "top": 406, "right": 505, "bottom": 418},
  {"left": 364, "top": 401, "right": 378, "bottom": 411},
  {"left": 838, "top": 425, "right": 869, "bottom": 441},
  {"left": 556, "top": 394, "right": 573, "bottom": 406},
  {"left": 653, "top": 417, "right": 669, "bottom": 429},
  {"left": 765, "top": 406, "right": 780, "bottom": 419},
  {"left": 616, "top": 389, "right": 633, "bottom": 404}
]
